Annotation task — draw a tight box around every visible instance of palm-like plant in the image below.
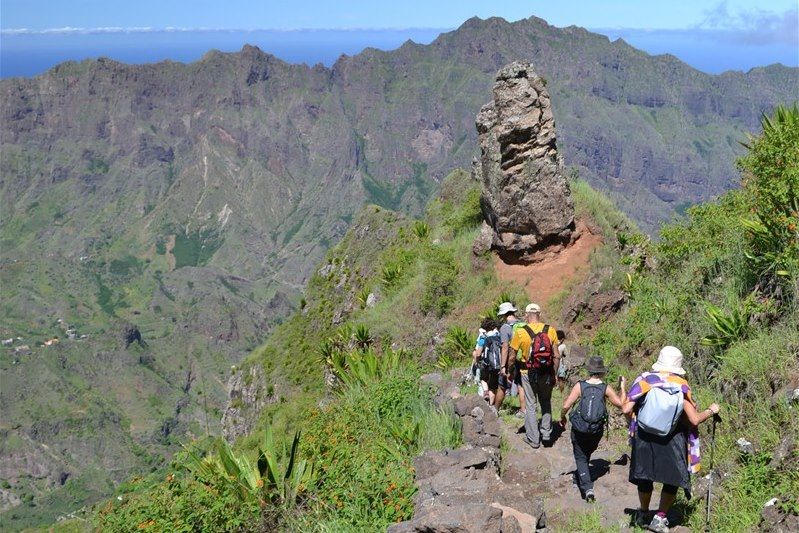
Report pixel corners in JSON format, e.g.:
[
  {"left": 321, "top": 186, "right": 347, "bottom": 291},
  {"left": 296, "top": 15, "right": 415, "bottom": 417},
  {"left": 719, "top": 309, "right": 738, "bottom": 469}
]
[
  {"left": 184, "top": 429, "right": 315, "bottom": 508},
  {"left": 700, "top": 303, "right": 751, "bottom": 349},
  {"left": 381, "top": 264, "right": 403, "bottom": 287},
  {"left": 413, "top": 221, "right": 430, "bottom": 240},
  {"left": 353, "top": 324, "right": 374, "bottom": 350}
]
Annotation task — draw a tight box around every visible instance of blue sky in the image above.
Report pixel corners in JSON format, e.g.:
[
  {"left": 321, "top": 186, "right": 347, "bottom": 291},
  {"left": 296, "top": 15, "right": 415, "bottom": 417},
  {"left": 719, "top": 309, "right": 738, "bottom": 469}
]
[{"left": 2, "top": 0, "right": 796, "bottom": 34}]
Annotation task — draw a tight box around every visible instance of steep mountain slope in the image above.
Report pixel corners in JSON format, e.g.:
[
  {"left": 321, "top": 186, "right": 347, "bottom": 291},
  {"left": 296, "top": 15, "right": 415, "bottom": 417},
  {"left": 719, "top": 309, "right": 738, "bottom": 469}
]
[{"left": 0, "top": 15, "right": 796, "bottom": 524}]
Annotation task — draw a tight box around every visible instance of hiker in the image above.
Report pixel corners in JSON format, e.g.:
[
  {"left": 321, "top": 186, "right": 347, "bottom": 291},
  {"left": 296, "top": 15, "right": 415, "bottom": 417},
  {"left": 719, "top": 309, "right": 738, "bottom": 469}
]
[
  {"left": 509, "top": 303, "right": 561, "bottom": 448},
  {"left": 556, "top": 329, "right": 569, "bottom": 391},
  {"left": 494, "top": 302, "right": 523, "bottom": 411},
  {"left": 560, "top": 356, "right": 625, "bottom": 502},
  {"left": 621, "top": 346, "right": 721, "bottom": 533},
  {"left": 473, "top": 318, "right": 501, "bottom": 404}
]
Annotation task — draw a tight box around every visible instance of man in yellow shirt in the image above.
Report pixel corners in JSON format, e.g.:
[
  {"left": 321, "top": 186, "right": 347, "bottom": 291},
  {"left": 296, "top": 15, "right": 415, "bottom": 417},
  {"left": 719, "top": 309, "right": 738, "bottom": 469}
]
[{"left": 509, "top": 303, "right": 560, "bottom": 448}]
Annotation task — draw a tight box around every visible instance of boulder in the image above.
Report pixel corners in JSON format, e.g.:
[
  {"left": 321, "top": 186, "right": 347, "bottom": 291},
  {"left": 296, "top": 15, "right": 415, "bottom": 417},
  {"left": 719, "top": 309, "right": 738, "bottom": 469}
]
[
  {"left": 474, "top": 61, "right": 575, "bottom": 262},
  {"left": 760, "top": 497, "right": 799, "bottom": 532},
  {"left": 389, "top": 505, "right": 504, "bottom": 533},
  {"left": 414, "top": 447, "right": 497, "bottom": 481}
]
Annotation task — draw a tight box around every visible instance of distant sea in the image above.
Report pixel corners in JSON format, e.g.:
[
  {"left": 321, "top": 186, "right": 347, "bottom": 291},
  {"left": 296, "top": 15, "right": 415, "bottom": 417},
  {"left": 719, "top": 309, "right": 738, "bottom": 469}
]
[
  {"left": 0, "top": 29, "right": 446, "bottom": 78},
  {"left": 1, "top": 27, "right": 797, "bottom": 79}
]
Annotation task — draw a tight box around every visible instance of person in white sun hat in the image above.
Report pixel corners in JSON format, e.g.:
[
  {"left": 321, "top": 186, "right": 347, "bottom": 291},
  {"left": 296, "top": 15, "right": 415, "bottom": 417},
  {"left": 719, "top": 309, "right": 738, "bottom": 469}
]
[
  {"left": 620, "top": 346, "right": 721, "bottom": 533},
  {"left": 494, "top": 302, "right": 523, "bottom": 412}
]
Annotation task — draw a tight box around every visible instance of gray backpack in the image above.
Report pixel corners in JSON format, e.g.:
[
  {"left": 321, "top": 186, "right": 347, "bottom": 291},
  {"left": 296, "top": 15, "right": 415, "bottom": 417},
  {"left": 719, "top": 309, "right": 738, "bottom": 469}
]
[{"left": 637, "top": 386, "right": 684, "bottom": 436}]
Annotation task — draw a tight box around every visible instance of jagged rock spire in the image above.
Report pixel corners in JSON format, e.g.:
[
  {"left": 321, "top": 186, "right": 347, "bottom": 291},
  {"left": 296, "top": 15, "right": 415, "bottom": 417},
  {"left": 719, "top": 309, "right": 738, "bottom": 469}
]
[{"left": 474, "top": 61, "right": 575, "bottom": 262}]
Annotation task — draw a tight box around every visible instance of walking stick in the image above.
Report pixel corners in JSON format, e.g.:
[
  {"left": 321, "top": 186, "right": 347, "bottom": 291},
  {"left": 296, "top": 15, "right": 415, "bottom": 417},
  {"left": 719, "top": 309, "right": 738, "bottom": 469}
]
[{"left": 705, "top": 413, "right": 720, "bottom": 531}]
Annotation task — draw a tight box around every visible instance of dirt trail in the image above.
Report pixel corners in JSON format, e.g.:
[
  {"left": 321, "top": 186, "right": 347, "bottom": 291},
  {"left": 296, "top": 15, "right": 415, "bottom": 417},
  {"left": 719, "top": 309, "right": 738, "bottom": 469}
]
[
  {"left": 498, "top": 410, "right": 642, "bottom": 531},
  {"left": 494, "top": 220, "right": 602, "bottom": 308}
]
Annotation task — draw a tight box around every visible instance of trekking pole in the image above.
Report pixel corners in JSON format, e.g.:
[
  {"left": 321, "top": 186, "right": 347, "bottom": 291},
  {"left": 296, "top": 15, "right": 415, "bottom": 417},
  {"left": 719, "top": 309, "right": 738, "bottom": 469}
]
[{"left": 705, "top": 413, "right": 720, "bottom": 532}]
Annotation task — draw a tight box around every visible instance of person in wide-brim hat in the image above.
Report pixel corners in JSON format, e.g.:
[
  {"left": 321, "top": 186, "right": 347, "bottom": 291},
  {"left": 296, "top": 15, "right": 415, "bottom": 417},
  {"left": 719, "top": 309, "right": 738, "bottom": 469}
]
[
  {"left": 651, "top": 345, "right": 686, "bottom": 375},
  {"left": 560, "top": 354, "right": 625, "bottom": 502}
]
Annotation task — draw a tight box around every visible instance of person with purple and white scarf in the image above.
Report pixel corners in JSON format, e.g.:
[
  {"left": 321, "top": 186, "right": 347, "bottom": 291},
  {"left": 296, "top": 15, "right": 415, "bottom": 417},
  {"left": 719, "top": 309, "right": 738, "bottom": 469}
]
[{"left": 620, "top": 346, "right": 721, "bottom": 533}]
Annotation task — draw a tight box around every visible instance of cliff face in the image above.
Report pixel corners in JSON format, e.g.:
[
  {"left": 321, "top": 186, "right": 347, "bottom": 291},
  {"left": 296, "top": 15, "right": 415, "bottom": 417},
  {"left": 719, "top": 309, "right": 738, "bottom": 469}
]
[{"left": 475, "top": 62, "right": 575, "bottom": 261}]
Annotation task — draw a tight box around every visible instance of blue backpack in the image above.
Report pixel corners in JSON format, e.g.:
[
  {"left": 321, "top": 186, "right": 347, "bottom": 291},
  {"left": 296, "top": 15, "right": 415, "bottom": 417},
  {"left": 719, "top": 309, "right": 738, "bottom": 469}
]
[{"left": 482, "top": 334, "right": 502, "bottom": 371}]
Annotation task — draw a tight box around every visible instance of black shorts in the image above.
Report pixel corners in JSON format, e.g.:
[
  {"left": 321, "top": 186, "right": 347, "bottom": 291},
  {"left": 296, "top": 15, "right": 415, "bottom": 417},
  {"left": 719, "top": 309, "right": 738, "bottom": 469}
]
[
  {"left": 484, "top": 368, "right": 500, "bottom": 391},
  {"left": 513, "top": 362, "right": 524, "bottom": 385}
]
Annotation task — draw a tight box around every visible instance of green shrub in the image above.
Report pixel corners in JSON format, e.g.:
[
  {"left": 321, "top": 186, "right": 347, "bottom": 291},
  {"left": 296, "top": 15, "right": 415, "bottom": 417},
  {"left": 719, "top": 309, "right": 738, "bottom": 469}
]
[
  {"left": 420, "top": 247, "right": 459, "bottom": 317},
  {"left": 737, "top": 104, "right": 799, "bottom": 296}
]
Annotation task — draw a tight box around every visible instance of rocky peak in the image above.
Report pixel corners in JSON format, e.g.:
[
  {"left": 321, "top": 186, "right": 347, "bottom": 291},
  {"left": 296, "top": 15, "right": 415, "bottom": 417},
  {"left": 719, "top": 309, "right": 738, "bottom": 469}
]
[{"left": 474, "top": 61, "right": 575, "bottom": 262}]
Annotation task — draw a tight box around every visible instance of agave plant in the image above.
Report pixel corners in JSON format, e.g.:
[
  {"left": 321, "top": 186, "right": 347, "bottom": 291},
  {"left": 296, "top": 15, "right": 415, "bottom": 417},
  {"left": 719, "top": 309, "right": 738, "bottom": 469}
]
[
  {"left": 442, "top": 326, "right": 473, "bottom": 359},
  {"left": 381, "top": 263, "right": 403, "bottom": 287},
  {"left": 356, "top": 287, "right": 372, "bottom": 308},
  {"left": 700, "top": 302, "right": 751, "bottom": 349},
  {"left": 329, "top": 347, "right": 404, "bottom": 389},
  {"left": 183, "top": 429, "right": 315, "bottom": 508},
  {"left": 413, "top": 220, "right": 430, "bottom": 240},
  {"left": 353, "top": 324, "right": 374, "bottom": 350}
]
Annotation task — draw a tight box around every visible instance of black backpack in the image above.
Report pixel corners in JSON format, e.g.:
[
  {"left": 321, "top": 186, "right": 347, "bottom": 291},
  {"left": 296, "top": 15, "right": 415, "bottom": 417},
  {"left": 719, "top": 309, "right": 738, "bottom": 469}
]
[
  {"left": 569, "top": 381, "right": 608, "bottom": 435},
  {"left": 482, "top": 335, "right": 502, "bottom": 371}
]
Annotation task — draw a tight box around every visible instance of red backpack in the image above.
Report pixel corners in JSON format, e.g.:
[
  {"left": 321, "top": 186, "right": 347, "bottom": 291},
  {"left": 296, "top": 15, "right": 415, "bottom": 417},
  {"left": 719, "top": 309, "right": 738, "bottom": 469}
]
[{"left": 523, "top": 324, "right": 553, "bottom": 372}]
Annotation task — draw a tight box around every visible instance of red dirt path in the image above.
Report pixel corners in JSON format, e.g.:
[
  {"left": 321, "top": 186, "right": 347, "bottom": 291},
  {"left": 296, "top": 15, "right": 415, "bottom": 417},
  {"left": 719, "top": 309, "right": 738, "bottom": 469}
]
[{"left": 493, "top": 219, "right": 602, "bottom": 309}]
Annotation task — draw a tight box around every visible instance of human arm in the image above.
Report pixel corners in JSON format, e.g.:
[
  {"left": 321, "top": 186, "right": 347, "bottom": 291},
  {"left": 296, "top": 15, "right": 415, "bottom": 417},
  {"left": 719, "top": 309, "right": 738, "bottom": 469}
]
[
  {"left": 605, "top": 384, "right": 625, "bottom": 409},
  {"left": 683, "top": 400, "right": 720, "bottom": 426},
  {"left": 560, "top": 383, "right": 581, "bottom": 425}
]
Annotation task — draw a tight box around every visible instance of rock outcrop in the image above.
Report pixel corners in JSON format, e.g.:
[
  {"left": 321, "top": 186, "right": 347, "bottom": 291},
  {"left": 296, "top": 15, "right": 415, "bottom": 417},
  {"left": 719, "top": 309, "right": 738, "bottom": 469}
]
[
  {"left": 474, "top": 61, "right": 575, "bottom": 262},
  {"left": 390, "top": 372, "right": 546, "bottom": 532}
]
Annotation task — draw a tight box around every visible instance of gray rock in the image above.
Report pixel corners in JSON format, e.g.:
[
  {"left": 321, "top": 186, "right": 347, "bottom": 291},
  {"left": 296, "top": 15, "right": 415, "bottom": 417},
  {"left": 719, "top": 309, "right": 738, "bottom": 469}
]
[
  {"left": 471, "top": 406, "right": 485, "bottom": 420},
  {"left": 770, "top": 434, "right": 796, "bottom": 469},
  {"left": 414, "top": 447, "right": 497, "bottom": 480},
  {"left": 736, "top": 437, "right": 755, "bottom": 455},
  {"left": 759, "top": 497, "right": 799, "bottom": 532},
  {"left": 501, "top": 515, "right": 522, "bottom": 533},
  {"left": 421, "top": 372, "right": 444, "bottom": 386},
  {"left": 365, "top": 292, "right": 378, "bottom": 308},
  {"left": 390, "top": 504, "right": 504, "bottom": 533},
  {"left": 474, "top": 61, "right": 575, "bottom": 262}
]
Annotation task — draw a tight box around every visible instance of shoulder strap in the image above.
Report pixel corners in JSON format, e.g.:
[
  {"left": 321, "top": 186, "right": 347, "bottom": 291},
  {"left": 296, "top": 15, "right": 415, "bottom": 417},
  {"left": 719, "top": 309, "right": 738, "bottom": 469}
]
[{"left": 522, "top": 324, "right": 536, "bottom": 339}]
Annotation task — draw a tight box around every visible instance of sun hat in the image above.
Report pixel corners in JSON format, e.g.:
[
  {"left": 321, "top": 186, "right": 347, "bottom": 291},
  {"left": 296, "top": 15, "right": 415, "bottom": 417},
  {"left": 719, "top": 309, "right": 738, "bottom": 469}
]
[
  {"left": 497, "top": 302, "right": 517, "bottom": 316},
  {"left": 525, "top": 303, "right": 541, "bottom": 313},
  {"left": 651, "top": 345, "right": 686, "bottom": 375},
  {"left": 586, "top": 356, "right": 608, "bottom": 375}
]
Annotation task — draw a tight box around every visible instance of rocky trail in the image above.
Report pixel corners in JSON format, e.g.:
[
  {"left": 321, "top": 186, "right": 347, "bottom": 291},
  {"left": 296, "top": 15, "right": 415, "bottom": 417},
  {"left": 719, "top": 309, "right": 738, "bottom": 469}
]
[{"left": 392, "top": 372, "right": 695, "bottom": 532}]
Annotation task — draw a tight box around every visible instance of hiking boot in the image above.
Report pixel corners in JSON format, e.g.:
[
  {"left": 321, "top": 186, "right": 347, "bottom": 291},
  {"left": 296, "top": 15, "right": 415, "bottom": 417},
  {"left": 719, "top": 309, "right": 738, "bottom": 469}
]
[
  {"left": 647, "top": 514, "right": 669, "bottom": 533},
  {"left": 523, "top": 436, "right": 540, "bottom": 449},
  {"left": 584, "top": 490, "right": 595, "bottom": 503}
]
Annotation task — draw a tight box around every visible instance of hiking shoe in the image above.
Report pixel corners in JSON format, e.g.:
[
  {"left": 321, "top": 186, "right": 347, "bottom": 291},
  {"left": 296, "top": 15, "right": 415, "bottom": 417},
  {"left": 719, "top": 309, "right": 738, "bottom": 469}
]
[
  {"left": 522, "top": 436, "right": 540, "bottom": 449},
  {"left": 515, "top": 410, "right": 526, "bottom": 419},
  {"left": 647, "top": 514, "right": 669, "bottom": 533},
  {"left": 584, "top": 490, "right": 595, "bottom": 503}
]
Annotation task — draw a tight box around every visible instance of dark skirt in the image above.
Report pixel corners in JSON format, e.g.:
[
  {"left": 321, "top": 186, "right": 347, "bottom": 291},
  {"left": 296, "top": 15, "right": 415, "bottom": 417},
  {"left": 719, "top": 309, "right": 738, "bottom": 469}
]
[{"left": 629, "top": 427, "right": 690, "bottom": 490}]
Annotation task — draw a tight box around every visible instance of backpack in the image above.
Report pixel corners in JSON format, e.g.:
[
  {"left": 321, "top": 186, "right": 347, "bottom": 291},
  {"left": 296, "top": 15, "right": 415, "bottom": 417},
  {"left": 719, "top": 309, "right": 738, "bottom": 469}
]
[
  {"left": 636, "top": 386, "right": 685, "bottom": 436},
  {"left": 522, "top": 324, "right": 553, "bottom": 372},
  {"left": 481, "top": 334, "right": 502, "bottom": 371},
  {"left": 570, "top": 382, "right": 607, "bottom": 434}
]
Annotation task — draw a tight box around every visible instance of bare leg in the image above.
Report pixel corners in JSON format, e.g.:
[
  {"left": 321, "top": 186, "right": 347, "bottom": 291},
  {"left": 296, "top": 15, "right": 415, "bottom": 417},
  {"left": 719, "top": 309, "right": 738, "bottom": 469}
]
[
  {"left": 518, "top": 382, "right": 527, "bottom": 412},
  {"left": 494, "top": 387, "right": 505, "bottom": 409},
  {"left": 657, "top": 491, "right": 676, "bottom": 514},
  {"left": 638, "top": 490, "right": 652, "bottom": 511}
]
